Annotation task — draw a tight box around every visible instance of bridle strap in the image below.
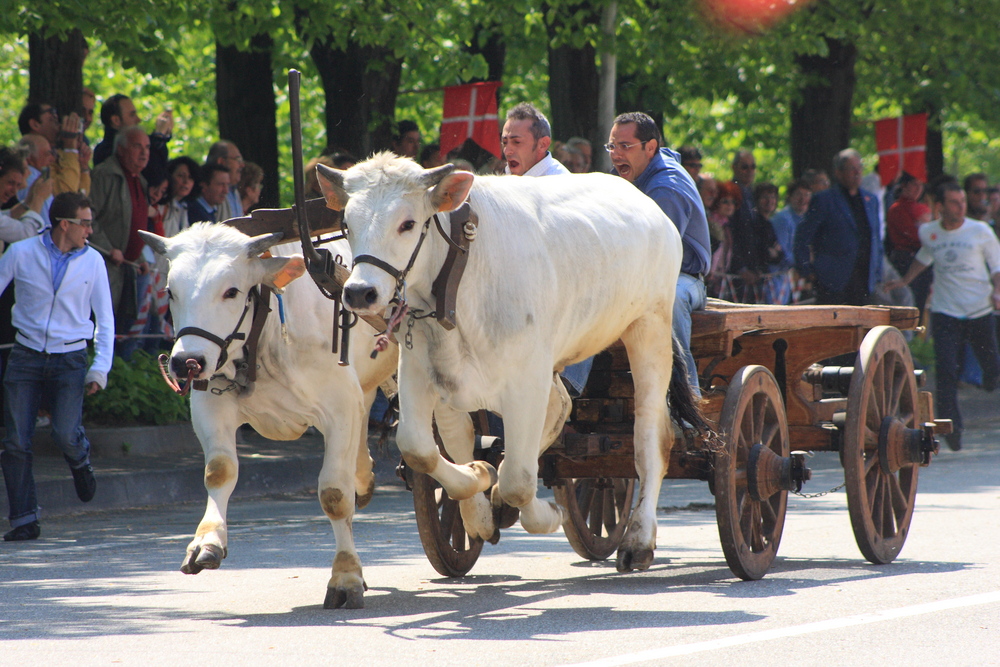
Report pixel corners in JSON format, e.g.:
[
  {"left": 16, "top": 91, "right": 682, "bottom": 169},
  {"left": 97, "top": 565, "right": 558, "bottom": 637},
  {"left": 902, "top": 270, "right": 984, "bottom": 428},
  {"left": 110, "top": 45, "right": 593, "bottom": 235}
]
[
  {"left": 352, "top": 216, "right": 432, "bottom": 296},
  {"left": 352, "top": 254, "right": 403, "bottom": 282},
  {"left": 175, "top": 287, "right": 258, "bottom": 371}
]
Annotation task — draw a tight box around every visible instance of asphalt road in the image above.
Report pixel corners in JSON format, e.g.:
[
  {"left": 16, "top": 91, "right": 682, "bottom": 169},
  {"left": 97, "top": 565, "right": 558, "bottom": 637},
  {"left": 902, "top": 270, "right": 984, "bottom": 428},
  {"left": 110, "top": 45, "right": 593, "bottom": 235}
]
[{"left": 1, "top": 434, "right": 997, "bottom": 667}]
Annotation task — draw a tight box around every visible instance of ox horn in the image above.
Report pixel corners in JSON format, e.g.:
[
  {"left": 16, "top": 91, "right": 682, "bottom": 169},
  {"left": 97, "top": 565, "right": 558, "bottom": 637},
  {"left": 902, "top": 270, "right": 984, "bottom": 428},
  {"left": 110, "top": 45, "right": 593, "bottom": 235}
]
[
  {"left": 245, "top": 232, "right": 285, "bottom": 258},
  {"left": 138, "top": 230, "right": 170, "bottom": 256},
  {"left": 421, "top": 163, "right": 457, "bottom": 189}
]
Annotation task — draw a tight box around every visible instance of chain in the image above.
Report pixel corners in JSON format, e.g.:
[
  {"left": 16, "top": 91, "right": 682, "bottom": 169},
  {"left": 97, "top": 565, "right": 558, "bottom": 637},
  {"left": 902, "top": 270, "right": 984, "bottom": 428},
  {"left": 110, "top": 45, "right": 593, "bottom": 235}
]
[
  {"left": 792, "top": 482, "right": 845, "bottom": 499},
  {"left": 404, "top": 309, "right": 438, "bottom": 350}
]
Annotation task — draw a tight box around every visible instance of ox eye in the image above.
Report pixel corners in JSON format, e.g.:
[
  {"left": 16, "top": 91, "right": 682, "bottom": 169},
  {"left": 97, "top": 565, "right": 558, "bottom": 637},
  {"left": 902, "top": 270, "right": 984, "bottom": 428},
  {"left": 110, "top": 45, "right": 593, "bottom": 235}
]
[
  {"left": 223, "top": 287, "right": 240, "bottom": 299},
  {"left": 399, "top": 219, "right": 415, "bottom": 233},
  {"left": 166, "top": 287, "right": 174, "bottom": 301}
]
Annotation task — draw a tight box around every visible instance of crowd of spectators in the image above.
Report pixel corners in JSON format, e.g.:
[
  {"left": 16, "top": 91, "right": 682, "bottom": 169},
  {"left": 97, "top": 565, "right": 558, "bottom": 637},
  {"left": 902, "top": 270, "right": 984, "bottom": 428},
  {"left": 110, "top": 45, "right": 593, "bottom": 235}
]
[{"left": 0, "top": 92, "right": 274, "bottom": 359}]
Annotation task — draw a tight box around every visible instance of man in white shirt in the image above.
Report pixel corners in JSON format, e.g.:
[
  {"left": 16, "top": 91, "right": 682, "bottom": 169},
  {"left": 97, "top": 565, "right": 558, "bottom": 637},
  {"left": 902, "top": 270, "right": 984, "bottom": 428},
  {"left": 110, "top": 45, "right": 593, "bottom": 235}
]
[
  {"left": 501, "top": 103, "right": 570, "bottom": 177},
  {"left": 884, "top": 181, "right": 1000, "bottom": 451},
  {"left": 0, "top": 192, "right": 114, "bottom": 541}
]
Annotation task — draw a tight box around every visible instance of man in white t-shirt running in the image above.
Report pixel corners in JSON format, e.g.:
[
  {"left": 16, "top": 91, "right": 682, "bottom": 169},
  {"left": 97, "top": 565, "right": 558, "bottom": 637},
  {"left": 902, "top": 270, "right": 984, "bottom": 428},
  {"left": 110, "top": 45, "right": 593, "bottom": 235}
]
[{"left": 884, "top": 181, "right": 1000, "bottom": 451}]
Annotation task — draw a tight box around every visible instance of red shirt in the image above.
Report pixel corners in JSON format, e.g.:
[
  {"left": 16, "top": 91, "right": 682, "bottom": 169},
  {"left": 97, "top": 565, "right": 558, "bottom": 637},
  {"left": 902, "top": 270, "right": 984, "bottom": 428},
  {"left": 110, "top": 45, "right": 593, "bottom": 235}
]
[
  {"left": 123, "top": 172, "right": 149, "bottom": 262},
  {"left": 886, "top": 197, "right": 930, "bottom": 253}
]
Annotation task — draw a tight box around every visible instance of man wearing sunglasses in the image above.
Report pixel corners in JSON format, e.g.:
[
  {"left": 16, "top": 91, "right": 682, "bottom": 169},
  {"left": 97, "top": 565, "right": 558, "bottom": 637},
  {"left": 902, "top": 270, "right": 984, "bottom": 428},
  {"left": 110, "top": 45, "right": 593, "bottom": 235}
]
[
  {"left": 608, "top": 112, "right": 711, "bottom": 399},
  {"left": 0, "top": 192, "right": 114, "bottom": 541}
]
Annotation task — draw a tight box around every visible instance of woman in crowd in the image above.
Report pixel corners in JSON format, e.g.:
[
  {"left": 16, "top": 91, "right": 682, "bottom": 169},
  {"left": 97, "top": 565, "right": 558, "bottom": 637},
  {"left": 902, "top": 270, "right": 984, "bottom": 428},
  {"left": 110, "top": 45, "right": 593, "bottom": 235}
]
[
  {"left": 0, "top": 146, "right": 50, "bottom": 252},
  {"left": 729, "top": 182, "right": 785, "bottom": 303},
  {"left": 163, "top": 156, "right": 199, "bottom": 238},
  {"left": 706, "top": 180, "right": 740, "bottom": 298},
  {"left": 238, "top": 161, "right": 263, "bottom": 215}
]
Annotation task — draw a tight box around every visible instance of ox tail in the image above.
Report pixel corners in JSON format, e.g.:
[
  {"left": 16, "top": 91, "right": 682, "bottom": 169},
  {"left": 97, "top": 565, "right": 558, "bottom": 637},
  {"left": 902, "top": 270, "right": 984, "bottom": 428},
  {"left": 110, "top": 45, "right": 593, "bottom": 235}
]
[{"left": 667, "top": 334, "right": 709, "bottom": 435}]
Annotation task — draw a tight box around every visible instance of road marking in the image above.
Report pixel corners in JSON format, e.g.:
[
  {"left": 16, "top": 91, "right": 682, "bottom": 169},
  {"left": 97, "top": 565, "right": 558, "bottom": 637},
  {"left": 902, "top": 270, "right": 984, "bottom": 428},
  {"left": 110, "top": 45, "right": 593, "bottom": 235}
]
[{"left": 561, "top": 591, "right": 1000, "bottom": 667}]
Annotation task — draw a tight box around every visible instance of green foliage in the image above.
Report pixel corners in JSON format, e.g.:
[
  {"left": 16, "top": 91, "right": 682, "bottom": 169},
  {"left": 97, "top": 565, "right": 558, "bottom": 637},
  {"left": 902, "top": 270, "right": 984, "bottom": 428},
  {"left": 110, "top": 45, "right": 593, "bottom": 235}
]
[
  {"left": 4, "top": 0, "right": 1000, "bottom": 205},
  {"left": 84, "top": 351, "right": 190, "bottom": 426},
  {"left": 909, "top": 335, "right": 935, "bottom": 371}
]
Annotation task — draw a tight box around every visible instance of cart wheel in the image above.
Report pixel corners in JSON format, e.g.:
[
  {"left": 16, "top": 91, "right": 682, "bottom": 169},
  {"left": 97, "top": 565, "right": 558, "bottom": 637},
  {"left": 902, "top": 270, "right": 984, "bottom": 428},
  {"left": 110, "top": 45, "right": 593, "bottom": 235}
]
[
  {"left": 843, "top": 326, "right": 919, "bottom": 565},
  {"left": 554, "top": 478, "right": 635, "bottom": 561},
  {"left": 714, "top": 365, "right": 789, "bottom": 581},
  {"left": 412, "top": 471, "right": 484, "bottom": 577}
]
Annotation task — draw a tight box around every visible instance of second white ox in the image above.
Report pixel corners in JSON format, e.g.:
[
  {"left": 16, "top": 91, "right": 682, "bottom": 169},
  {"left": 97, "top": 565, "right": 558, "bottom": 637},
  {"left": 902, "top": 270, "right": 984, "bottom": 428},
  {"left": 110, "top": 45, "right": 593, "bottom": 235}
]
[
  {"left": 140, "top": 223, "right": 397, "bottom": 608},
  {"left": 317, "top": 153, "right": 700, "bottom": 571}
]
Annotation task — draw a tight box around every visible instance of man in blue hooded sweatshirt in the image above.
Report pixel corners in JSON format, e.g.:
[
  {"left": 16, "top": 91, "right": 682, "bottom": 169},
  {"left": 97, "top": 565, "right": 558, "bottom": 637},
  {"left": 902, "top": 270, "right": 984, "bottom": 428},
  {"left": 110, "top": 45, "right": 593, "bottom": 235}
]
[{"left": 608, "top": 112, "right": 712, "bottom": 398}]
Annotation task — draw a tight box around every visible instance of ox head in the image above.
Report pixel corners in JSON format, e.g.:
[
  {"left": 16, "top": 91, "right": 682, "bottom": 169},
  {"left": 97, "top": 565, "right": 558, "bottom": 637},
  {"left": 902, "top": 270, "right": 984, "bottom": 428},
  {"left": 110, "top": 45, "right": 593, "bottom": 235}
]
[
  {"left": 316, "top": 153, "right": 474, "bottom": 315},
  {"left": 139, "top": 224, "right": 306, "bottom": 383}
]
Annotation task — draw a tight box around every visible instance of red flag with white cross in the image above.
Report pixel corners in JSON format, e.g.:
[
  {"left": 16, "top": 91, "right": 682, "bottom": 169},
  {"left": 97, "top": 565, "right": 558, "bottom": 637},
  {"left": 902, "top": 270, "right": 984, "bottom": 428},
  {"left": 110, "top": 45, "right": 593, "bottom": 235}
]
[
  {"left": 874, "top": 113, "right": 927, "bottom": 186},
  {"left": 440, "top": 82, "right": 501, "bottom": 159}
]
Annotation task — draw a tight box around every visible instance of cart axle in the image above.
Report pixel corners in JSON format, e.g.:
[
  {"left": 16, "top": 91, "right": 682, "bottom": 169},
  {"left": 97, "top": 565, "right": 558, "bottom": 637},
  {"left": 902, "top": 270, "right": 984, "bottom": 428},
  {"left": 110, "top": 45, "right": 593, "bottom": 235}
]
[{"left": 746, "top": 444, "right": 812, "bottom": 502}]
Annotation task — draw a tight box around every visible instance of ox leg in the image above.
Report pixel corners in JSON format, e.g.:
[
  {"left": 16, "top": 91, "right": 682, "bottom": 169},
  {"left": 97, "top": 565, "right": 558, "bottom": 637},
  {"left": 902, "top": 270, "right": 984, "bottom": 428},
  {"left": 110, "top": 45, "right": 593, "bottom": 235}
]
[
  {"left": 183, "top": 395, "right": 240, "bottom": 575},
  {"left": 354, "top": 388, "right": 378, "bottom": 510},
  {"left": 497, "top": 371, "right": 567, "bottom": 534},
  {"left": 541, "top": 372, "right": 573, "bottom": 452},
  {"left": 318, "top": 395, "right": 368, "bottom": 609},
  {"left": 617, "top": 313, "right": 674, "bottom": 572},
  {"left": 395, "top": 360, "right": 496, "bottom": 501},
  {"left": 434, "top": 405, "right": 495, "bottom": 542}
]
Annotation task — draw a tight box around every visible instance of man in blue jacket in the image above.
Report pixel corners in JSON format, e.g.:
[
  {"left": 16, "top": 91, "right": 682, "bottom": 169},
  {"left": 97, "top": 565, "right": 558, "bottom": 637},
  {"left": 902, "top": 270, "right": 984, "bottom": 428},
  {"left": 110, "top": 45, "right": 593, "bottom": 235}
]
[
  {"left": 794, "top": 149, "right": 883, "bottom": 306},
  {"left": 0, "top": 192, "right": 114, "bottom": 541},
  {"left": 608, "top": 112, "right": 712, "bottom": 398}
]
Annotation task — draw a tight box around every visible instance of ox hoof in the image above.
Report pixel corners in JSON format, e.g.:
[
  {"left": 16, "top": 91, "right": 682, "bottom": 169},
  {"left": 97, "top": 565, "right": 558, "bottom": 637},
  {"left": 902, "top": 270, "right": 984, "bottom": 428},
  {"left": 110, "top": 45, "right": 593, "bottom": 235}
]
[
  {"left": 324, "top": 586, "right": 365, "bottom": 609},
  {"left": 490, "top": 484, "right": 520, "bottom": 530},
  {"left": 470, "top": 461, "right": 498, "bottom": 491},
  {"left": 616, "top": 546, "right": 654, "bottom": 573},
  {"left": 181, "top": 544, "right": 227, "bottom": 575}
]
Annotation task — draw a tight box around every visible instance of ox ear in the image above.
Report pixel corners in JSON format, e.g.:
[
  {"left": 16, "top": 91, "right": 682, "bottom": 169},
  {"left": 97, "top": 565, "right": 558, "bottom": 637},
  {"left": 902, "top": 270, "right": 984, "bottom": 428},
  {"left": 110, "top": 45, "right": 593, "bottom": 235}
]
[
  {"left": 245, "top": 232, "right": 285, "bottom": 258},
  {"left": 429, "top": 170, "right": 475, "bottom": 213},
  {"left": 259, "top": 256, "right": 306, "bottom": 294},
  {"left": 316, "top": 163, "right": 349, "bottom": 211},
  {"left": 138, "top": 230, "right": 170, "bottom": 257}
]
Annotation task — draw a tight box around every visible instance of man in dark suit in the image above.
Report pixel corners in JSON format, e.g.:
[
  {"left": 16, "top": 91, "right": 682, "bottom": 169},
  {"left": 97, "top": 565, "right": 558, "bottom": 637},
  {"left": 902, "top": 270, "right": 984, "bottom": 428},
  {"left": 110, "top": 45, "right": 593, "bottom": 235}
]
[{"left": 794, "top": 149, "right": 883, "bottom": 306}]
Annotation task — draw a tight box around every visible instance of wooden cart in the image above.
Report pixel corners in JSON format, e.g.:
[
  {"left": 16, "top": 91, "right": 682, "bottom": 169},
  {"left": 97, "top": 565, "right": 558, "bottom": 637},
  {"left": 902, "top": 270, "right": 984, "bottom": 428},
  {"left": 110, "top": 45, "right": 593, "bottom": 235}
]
[{"left": 403, "top": 299, "right": 950, "bottom": 581}]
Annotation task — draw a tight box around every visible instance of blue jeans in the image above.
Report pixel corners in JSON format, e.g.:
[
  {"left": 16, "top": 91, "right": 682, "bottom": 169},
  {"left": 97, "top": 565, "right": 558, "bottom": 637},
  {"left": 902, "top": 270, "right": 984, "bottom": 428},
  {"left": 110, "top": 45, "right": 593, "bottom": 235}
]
[
  {"left": 675, "top": 273, "right": 707, "bottom": 400},
  {"left": 931, "top": 312, "right": 1000, "bottom": 434},
  {"left": 1, "top": 345, "right": 91, "bottom": 527}
]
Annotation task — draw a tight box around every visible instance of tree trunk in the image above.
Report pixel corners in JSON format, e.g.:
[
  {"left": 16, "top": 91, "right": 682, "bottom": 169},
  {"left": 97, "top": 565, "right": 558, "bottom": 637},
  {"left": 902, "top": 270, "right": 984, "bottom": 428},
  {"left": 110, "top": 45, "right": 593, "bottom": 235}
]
[
  {"left": 310, "top": 41, "right": 402, "bottom": 159},
  {"left": 924, "top": 101, "right": 944, "bottom": 181},
  {"left": 216, "top": 35, "right": 279, "bottom": 208},
  {"left": 790, "top": 38, "right": 857, "bottom": 178},
  {"left": 595, "top": 2, "right": 617, "bottom": 173},
  {"left": 28, "top": 30, "right": 86, "bottom": 117},
  {"left": 464, "top": 27, "right": 506, "bottom": 110},
  {"left": 547, "top": 43, "right": 599, "bottom": 145}
]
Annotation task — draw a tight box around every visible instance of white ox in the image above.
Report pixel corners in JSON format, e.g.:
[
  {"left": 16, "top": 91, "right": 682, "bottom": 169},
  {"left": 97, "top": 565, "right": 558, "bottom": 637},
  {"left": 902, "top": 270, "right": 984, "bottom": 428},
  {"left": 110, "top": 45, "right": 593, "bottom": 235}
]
[
  {"left": 317, "top": 153, "right": 700, "bottom": 571},
  {"left": 140, "top": 223, "right": 397, "bottom": 608}
]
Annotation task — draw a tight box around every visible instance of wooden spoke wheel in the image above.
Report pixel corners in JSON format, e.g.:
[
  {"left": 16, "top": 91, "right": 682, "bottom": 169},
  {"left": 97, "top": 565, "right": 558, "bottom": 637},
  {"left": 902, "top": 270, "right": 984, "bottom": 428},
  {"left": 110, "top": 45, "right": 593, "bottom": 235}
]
[
  {"left": 714, "top": 365, "right": 790, "bottom": 581},
  {"left": 843, "top": 326, "right": 920, "bottom": 565},
  {"left": 554, "top": 477, "right": 635, "bottom": 561},
  {"left": 412, "top": 471, "right": 484, "bottom": 577}
]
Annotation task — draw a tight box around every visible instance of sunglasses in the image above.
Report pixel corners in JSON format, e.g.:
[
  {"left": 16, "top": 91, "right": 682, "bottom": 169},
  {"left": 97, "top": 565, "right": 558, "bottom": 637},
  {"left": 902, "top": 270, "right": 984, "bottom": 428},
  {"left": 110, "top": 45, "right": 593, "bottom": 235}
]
[{"left": 62, "top": 218, "right": 94, "bottom": 228}]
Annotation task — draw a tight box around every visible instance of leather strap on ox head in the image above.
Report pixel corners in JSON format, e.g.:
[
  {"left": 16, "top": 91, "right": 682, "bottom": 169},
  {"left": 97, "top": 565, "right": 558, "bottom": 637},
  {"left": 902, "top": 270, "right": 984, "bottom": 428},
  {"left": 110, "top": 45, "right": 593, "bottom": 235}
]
[
  {"left": 352, "top": 215, "right": 432, "bottom": 302},
  {"left": 175, "top": 286, "right": 259, "bottom": 371}
]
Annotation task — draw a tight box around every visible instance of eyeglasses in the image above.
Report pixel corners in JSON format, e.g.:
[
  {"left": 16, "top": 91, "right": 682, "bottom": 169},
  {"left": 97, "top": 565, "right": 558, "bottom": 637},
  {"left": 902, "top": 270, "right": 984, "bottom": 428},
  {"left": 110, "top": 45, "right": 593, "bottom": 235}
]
[
  {"left": 62, "top": 218, "right": 94, "bottom": 228},
  {"left": 738, "top": 163, "right": 756, "bottom": 170},
  {"left": 604, "top": 140, "right": 648, "bottom": 153},
  {"left": 43, "top": 107, "right": 58, "bottom": 118}
]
